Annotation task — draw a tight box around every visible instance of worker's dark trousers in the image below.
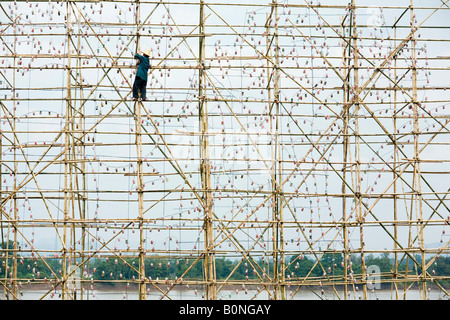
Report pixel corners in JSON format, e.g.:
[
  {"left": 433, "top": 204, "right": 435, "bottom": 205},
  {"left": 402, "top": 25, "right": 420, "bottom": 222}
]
[{"left": 132, "top": 76, "right": 147, "bottom": 100}]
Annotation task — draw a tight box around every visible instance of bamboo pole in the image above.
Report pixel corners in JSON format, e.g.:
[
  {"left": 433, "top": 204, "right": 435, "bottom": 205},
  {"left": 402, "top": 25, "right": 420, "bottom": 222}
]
[
  {"left": 341, "top": 10, "right": 350, "bottom": 300},
  {"left": 198, "top": 0, "right": 216, "bottom": 300}
]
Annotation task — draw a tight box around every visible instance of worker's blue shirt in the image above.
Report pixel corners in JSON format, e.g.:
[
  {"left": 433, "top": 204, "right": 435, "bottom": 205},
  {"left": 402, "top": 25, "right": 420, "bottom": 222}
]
[{"left": 134, "top": 53, "right": 150, "bottom": 81}]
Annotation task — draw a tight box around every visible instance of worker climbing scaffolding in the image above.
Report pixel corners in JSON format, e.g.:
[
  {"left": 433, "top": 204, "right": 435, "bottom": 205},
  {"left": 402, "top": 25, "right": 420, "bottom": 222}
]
[{"left": 132, "top": 49, "right": 151, "bottom": 101}]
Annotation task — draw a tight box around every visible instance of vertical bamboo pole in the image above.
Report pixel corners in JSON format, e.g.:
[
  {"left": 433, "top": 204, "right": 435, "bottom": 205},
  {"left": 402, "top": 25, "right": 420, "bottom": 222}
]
[
  {"left": 351, "top": 1, "right": 367, "bottom": 300},
  {"left": 266, "top": 2, "right": 280, "bottom": 300},
  {"left": 341, "top": 11, "right": 350, "bottom": 300},
  {"left": 271, "top": 0, "right": 285, "bottom": 300},
  {"left": 11, "top": 17, "right": 18, "bottom": 300},
  {"left": 136, "top": 97, "right": 146, "bottom": 300},
  {"left": 68, "top": 3, "right": 79, "bottom": 300},
  {"left": 265, "top": 12, "right": 273, "bottom": 294},
  {"left": 62, "top": 0, "right": 72, "bottom": 300},
  {"left": 135, "top": 0, "right": 147, "bottom": 300},
  {"left": 410, "top": 0, "right": 426, "bottom": 299},
  {"left": 77, "top": 13, "right": 85, "bottom": 300},
  {"left": 393, "top": 21, "right": 399, "bottom": 300},
  {"left": 74, "top": 6, "right": 86, "bottom": 300},
  {"left": 199, "top": 0, "right": 215, "bottom": 300}
]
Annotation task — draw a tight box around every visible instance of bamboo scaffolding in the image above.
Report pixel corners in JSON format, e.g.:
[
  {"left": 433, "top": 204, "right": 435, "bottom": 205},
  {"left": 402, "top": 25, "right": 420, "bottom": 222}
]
[{"left": 0, "top": 0, "right": 449, "bottom": 301}]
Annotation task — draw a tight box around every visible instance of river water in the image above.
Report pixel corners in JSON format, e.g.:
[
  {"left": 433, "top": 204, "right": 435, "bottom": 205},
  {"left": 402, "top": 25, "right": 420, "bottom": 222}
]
[{"left": 7, "top": 288, "right": 448, "bottom": 300}]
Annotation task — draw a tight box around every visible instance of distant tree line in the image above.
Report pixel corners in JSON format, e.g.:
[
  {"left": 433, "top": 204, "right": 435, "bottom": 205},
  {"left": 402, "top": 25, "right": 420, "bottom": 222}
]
[{"left": 1, "top": 241, "right": 449, "bottom": 287}]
